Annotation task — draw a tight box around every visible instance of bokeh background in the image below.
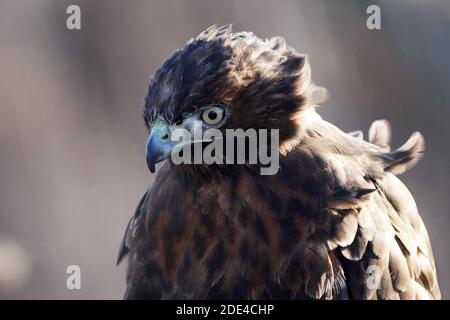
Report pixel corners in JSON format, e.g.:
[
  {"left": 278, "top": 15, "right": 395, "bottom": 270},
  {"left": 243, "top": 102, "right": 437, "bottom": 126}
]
[{"left": 0, "top": 0, "right": 449, "bottom": 299}]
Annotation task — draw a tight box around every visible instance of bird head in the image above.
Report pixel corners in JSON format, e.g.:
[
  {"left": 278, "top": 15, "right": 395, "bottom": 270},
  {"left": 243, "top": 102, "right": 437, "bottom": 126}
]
[{"left": 143, "top": 25, "right": 327, "bottom": 173}]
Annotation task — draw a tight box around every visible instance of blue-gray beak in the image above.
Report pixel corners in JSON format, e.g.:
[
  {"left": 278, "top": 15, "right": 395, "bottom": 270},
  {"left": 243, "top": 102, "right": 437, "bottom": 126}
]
[{"left": 145, "top": 122, "right": 176, "bottom": 173}]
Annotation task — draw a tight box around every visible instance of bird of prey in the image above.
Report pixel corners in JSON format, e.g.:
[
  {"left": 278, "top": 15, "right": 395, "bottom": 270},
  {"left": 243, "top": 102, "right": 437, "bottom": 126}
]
[{"left": 117, "top": 25, "right": 440, "bottom": 300}]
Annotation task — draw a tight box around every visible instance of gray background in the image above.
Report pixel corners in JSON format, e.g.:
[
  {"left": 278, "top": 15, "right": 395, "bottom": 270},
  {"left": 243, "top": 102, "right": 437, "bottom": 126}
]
[{"left": 0, "top": 0, "right": 448, "bottom": 299}]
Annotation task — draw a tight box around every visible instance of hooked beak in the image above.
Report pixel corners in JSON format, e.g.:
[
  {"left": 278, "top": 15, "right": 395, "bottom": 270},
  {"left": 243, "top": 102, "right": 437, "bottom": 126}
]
[{"left": 145, "top": 122, "right": 176, "bottom": 173}]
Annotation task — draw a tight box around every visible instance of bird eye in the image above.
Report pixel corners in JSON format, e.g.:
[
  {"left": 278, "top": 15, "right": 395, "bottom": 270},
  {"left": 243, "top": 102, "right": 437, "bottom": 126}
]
[{"left": 201, "top": 105, "right": 225, "bottom": 126}]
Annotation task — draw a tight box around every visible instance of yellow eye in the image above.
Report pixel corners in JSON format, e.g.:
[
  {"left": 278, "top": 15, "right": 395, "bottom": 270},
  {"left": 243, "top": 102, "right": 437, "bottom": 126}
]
[{"left": 201, "top": 105, "right": 225, "bottom": 126}]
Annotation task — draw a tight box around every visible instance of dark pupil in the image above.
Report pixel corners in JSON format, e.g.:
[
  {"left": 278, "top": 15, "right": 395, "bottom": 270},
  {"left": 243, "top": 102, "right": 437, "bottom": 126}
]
[{"left": 208, "top": 111, "right": 217, "bottom": 120}]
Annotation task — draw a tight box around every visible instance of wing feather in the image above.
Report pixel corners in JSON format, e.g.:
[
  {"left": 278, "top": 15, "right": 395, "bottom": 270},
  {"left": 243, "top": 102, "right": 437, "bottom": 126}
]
[
  {"left": 117, "top": 191, "right": 148, "bottom": 265},
  {"left": 315, "top": 120, "right": 440, "bottom": 299},
  {"left": 330, "top": 123, "right": 440, "bottom": 299}
]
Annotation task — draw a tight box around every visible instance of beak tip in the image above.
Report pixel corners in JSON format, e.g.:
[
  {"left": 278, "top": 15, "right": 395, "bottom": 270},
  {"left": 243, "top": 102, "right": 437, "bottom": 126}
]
[
  {"left": 145, "top": 124, "right": 174, "bottom": 174},
  {"left": 146, "top": 157, "right": 156, "bottom": 173}
]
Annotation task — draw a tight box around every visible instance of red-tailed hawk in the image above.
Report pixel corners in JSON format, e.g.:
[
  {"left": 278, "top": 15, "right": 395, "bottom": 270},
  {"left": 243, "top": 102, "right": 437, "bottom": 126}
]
[{"left": 117, "top": 25, "right": 440, "bottom": 299}]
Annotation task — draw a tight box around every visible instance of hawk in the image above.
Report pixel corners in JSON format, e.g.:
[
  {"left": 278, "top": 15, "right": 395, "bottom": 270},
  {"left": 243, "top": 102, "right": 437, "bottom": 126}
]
[{"left": 117, "top": 25, "right": 440, "bottom": 299}]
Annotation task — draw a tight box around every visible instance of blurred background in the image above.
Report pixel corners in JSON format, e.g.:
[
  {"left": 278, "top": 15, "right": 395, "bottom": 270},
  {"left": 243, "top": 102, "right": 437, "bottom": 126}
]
[{"left": 0, "top": 0, "right": 449, "bottom": 299}]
